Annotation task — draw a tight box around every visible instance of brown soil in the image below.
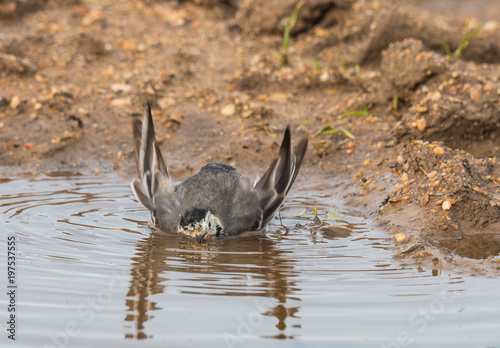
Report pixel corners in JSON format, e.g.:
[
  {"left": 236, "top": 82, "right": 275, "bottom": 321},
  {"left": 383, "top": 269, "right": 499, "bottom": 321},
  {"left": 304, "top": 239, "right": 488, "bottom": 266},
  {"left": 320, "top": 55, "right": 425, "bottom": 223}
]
[{"left": 1, "top": 0, "right": 499, "bottom": 274}]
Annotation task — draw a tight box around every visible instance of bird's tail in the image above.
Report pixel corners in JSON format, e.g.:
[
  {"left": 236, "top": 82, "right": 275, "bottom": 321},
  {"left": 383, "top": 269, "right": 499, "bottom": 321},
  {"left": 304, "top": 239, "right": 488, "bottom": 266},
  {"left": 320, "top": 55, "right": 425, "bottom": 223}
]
[
  {"left": 131, "top": 103, "right": 171, "bottom": 215},
  {"left": 254, "top": 126, "right": 308, "bottom": 228}
]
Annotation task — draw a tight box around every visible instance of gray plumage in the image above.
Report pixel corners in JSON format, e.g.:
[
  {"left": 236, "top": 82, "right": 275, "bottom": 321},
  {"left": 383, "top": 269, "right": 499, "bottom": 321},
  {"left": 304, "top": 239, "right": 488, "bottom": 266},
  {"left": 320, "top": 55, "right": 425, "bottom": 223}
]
[{"left": 131, "top": 103, "right": 308, "bottom": 242}]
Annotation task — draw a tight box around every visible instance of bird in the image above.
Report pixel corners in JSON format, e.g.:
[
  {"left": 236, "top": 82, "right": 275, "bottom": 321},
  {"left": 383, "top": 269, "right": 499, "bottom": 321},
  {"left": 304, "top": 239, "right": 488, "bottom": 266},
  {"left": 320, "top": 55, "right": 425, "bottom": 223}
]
[{"left": 131, "top": 103, "right": 308, "bottom": 243}]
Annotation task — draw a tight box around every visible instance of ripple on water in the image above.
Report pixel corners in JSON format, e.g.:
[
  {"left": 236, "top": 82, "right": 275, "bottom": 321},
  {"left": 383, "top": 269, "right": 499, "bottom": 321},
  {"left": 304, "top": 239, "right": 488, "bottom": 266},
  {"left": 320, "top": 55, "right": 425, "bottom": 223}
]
[{"left": 0, "top": 173, "right": 499, "bottom": 347}]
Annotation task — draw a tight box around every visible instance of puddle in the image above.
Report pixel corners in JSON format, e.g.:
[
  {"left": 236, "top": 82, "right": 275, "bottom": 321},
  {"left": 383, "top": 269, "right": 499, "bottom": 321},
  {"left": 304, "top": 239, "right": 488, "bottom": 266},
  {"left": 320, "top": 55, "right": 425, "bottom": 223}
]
[{"left": 1, "top": 173, "right": 499, "bottom": 347}]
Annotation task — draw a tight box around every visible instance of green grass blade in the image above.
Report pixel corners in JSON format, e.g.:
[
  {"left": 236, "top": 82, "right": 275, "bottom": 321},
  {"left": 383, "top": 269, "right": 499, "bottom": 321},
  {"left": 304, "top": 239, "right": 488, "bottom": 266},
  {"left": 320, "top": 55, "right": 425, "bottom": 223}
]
[
  {"left": 436, "top": 40, "right": 452, "bottom": 56},
  {"left": 393, "top": 91, "right": 398, "bottom": 112},
  {"left": 310, "top": 57, "right": 322, "bottom": 71},
  {"left": 280, "top": 1, "right": 305, "bottom": 67},
  {"left": 314, "top": 125, "right": 355, "bottom": 139},
  {"left": 355, "top": 64, "right": 364, "bottom": 89},
  {"left": 313, "top": 124, "right": 333, "bottom": 137},
  {"left": 322, "top": 127, "right": 355, "bottom": 139},
  {"left": 341, "top": 105, "right": 370, "bottom": 119},
  {"left": 296, "top": 118, "right": 311, "bottom": 131},
  {"left": 283, "top": 22, "right": 290, "bottom": 51},
  {"left": 289, "top": 0, "right": 305, "bottom": 29},
  {"left": 453, "top": 22, "right": 484, "bottom": 57}
]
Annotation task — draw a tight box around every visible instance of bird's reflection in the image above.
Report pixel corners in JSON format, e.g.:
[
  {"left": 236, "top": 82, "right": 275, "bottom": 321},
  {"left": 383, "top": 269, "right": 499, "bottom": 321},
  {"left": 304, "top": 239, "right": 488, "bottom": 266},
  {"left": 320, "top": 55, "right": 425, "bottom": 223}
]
[{"left": 124, "top": 228, "right": 300, "bottom": 340}]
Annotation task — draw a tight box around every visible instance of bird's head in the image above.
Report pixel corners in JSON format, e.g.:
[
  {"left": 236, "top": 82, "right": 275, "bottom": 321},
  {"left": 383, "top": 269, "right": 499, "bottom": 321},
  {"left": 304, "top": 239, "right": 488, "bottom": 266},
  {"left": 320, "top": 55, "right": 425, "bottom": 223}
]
[{"left": 178, "top": 208, "right": 224, "bottom": 243}]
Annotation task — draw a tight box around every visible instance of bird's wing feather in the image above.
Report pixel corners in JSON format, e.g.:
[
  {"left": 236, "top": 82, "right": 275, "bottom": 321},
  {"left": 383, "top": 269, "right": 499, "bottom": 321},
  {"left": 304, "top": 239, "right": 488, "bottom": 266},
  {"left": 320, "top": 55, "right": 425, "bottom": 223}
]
[
  {"left": 131, "top": 103, "right": 180, "bottom": 231},
  {"left": 254, "top": 127, "right": 308, "bottom": 229}
]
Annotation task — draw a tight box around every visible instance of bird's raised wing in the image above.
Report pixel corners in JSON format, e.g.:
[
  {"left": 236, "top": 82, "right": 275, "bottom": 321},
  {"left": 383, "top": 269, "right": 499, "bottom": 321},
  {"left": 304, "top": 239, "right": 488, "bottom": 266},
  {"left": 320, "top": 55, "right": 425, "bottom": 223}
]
[
  {"left": 131, "top": 103, "right": 180, "bottom": 231},
  {"left": 253, "top": 126, "right": 308, "bottom": 229}
]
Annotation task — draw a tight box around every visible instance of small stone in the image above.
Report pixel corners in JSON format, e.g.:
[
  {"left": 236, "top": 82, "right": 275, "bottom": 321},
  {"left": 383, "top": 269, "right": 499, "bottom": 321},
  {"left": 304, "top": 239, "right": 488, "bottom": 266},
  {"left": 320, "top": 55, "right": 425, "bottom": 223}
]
[
  {"left": 34, "top": 102, "right": 42, "bottom": 110},
  {"left": 389, "top": 196, "right": 401, "bottom": 203},
  {"left": 319, "top": 71, "right": 330, "bottom": 82},
  {"left": 111, "top": 83, "right": 132, "bottom": 93},
  {"left": 400, "top": 243, "right": 423, "bottom": 254},
  {"left": 433, "top": 146, "right": 444, "bottom": 155},
  {"left": 483, "top": 20, "right": 500, "bottom": 32},
  {"left": 395, "top": 233, "right": 406, "bottom": 242},
  {"left": 169, "top": 113, "right": 183, "bottom": 124},
  {"left": 442, "top": 200, "right": 452, "bottom": 210},
  {"left": 10, "top": 95, "right": 21, "bottom": 109},
  {"left": 111, "top": 98, "right": 131, "bottom": 108},
  {"left": 82, "top": 10, "right": 103, "bottom": 26},
  {"left": 158, "top": 97, "right": 177, "bottom": 110},
  {"left": 419, "top": 193, "right": 429, "bottom": 206},
  {"left": 400, "top": 172, "right": 409, "bottom": 182},
  {"left": 347, "top": 141, "right": 356, "bottom": 149},
  {"left": 416, "top": 118, "right": 426, "bottom": 132},
  {"left": 24, "top": 142, "right": 35, "bottom": 150},
  {"left": 469, "top": 84, "right": 482, "bottom": 101},
  {"left": 416, "top": 105, "right": 427, "bottom": 113},
  {"left": 249, "top": 54, "right": 260, "bottom": 66},
  {"left": 220, "top": 103, "right": 236, "bottom": 116},
  {"left": 269, "top": 93, "right": 288, "bottom": 103},
  {"left": 396, "top": 153, "right": 405, "bottom": 165},
  {"left": 137, "top": 43, "right": 146, "bottom": 52},
  {"left": 240, "top": 110, "right": 252, "bottom": 118},
  {"left": 363, "top": 159, "right": 370, "bottom": 166},
  {"left": 78, "top": 108, "right": 89, "bottom": 116},
  {"left": 94, "top": 168, "right": 102, "bottom": 174},
  {"left": 428, "top": 91, "right": 441, "bottom": 101}
]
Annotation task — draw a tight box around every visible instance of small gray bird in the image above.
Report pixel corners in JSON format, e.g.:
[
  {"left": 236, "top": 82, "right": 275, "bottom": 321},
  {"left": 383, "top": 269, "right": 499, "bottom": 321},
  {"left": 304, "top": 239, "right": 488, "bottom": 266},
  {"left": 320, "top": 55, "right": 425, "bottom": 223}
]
[{"left": 131, "top": 104, "right": 308, "bottom": 243}]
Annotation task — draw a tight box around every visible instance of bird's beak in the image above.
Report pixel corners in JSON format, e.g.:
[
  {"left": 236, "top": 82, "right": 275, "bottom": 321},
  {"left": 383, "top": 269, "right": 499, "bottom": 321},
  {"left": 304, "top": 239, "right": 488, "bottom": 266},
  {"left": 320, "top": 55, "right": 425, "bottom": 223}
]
[{"left": 194, "top": 232, "right": 208, "bottom": 243}]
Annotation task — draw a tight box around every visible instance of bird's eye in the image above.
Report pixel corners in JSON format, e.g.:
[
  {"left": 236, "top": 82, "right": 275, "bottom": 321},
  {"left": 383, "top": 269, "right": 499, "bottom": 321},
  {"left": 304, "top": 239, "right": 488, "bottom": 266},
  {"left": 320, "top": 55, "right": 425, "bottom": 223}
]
[{"left": 208, "top": 222, "right": 212, "bottom": 228}]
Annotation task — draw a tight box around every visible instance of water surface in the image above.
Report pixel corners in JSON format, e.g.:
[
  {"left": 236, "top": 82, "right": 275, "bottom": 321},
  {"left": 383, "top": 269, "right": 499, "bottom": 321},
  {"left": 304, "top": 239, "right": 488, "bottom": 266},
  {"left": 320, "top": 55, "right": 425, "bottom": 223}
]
[{"left": 0, "top": 172, "right": 499, "bottom": 347}]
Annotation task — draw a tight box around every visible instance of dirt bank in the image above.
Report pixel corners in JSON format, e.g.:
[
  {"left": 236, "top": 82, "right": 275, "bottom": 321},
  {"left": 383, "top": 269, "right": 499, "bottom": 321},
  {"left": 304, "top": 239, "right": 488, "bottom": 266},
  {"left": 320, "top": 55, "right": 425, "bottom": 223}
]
[{"left": 1, "top": 0, "right": 499, "bottom": 274}]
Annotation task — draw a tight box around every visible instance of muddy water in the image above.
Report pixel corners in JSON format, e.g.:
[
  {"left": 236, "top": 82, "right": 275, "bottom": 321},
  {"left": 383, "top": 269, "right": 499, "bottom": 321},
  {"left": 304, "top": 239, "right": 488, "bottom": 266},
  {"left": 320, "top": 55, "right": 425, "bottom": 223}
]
[{"left": 0, "top": 172, "right": 499, "bottom": 348}]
